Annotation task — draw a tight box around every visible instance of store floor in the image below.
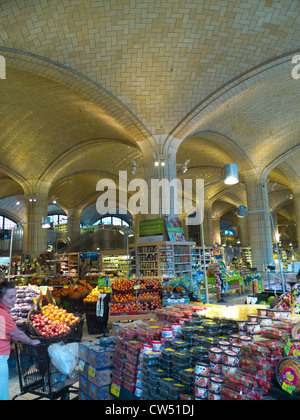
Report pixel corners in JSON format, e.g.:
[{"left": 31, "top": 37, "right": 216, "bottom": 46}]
[{"left": 8, "top": 291, "right": 249, "bottom": 400}]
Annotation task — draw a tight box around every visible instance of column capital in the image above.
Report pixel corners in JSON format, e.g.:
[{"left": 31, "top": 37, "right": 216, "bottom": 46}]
[
  {"left": 293, "top": 184, "right": 300, "bottom": 196},
  {"left": 22, "top": 180, "right": 52, "bottom": 197}
]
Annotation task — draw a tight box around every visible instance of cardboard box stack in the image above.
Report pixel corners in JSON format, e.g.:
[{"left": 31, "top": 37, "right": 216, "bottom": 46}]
[{"left": 78, "top": 341, "right": 116, "bottom": 401}]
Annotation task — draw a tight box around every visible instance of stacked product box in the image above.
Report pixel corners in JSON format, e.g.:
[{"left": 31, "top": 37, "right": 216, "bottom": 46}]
[{"left": 78, "top": 341, "right": 116, "bottom": 401}]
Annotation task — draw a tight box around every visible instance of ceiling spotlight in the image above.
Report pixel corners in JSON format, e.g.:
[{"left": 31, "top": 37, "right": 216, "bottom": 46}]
[
  {"left": 119, "top": 226, "right": 128, "bottom": 235},
  {"left": 132, "top": 160, "right": 137, "bottom": 175},
  {"left": 181, "top": 159, "right": 190, "bottom": 174},
  {"left": 41, "top": 217, "right": 51, "bottom": 229},
  {"left": 223, "top": 163, "right": 239, "bottom": 185},
  {"left": 154, "top": 161, "right": 159, "bottom": 167},
  {"left": 161, "top": 161, "right": 165, "bottom": 167},
  {"left": 16, "top": 201, "right": 20, "bottom": 206},
  {"left": 119, "top": 226, "right": 135, "bottom": 237},
  {"left": 237, "top": 205, "right": 247, "bottom": 218}
]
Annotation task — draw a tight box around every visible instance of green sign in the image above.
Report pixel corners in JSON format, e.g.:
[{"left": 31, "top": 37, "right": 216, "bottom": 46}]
[
  {"left": 165, "top": 217, "right": 186, "bottom": 241},
  {"left": 139, "top": 218, "right": 164, "bottom": 237}
]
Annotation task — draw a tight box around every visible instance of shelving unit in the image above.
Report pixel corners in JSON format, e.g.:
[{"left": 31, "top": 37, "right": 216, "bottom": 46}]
[
  {"left": 101, "top": 254, "right": 128, "bottom": 275},
  {"left": 79, "top": 252, "right": 100, "bottom": 278},
  {"left": 158, "top": 244, "right": 174, "bottom": 276},
  {"left": 130, "top": 241, "right": 195, "bottom": 279},
  {"left": 56, "top": 253, "right": 79, "bottom": 279},
  {"left": 241, "top": 247, "right": 252, "bottom": 267},
  {"left": 191, "top": 247, "right": 226, "bottom": 270},
  {"left": 190, "top": 247, "right": 212, "bottom": 271}
]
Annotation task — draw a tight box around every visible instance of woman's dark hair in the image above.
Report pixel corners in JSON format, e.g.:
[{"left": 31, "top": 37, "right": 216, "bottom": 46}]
[
  {"left": 0, "top": 281, "right": 15, "bottom": 300},
  {"left": 297, "top": 270, "right": 300, "bottom": 281}
]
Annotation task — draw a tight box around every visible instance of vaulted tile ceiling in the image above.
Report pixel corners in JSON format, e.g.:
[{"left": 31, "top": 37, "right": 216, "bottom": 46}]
[{"left": 0, "top": 0, "right": 299, "bottom": 226}]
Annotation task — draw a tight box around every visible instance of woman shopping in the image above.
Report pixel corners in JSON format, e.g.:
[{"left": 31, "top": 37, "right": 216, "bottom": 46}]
[{"left": 0, "top": 278, "right": 40, "bottom": 400}]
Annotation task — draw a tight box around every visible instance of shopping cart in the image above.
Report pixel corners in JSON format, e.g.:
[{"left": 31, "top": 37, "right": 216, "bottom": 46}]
[{"left": 13, "top": 343, "right": 78, "bottom": 400}]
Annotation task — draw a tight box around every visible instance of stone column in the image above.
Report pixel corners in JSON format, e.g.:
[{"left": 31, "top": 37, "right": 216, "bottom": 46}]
[
  {"left": 245, "top": 176, "right": 274, "bottom": 271},
  {"left": 294, "top": 185, "right": 300, "bottom": 251},
  {"left": 67, "top": 209, "right": 81, "bottom": 246},
  {"left": 200, "top": 201, "right": 213, "bottom": 247},
  {"left": 238, "top": 216, "right": 250, "bottom": 247},
  {"left": 212, "top": 216, "right": 221, "bottom": 245},
  {"left": 271, "top": 210, "right": 279, "bottom": 244},
  {"left": 22, "top": 181, "right": 51, "bottom": 258}
]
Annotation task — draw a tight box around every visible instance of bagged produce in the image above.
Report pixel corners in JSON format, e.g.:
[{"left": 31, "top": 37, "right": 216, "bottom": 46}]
[{"left": 48, "top": 342, "right": 78, "bottom": 377}]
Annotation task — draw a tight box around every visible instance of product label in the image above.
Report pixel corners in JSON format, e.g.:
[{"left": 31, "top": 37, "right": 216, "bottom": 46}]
[
  {"left": 281, "top": 367, "right": 297, "bottom": 394},
  {"left": 78, "top": 360, "right": 85, "bottom": 372},
  {"left": 111, "top": 383, "right": 121, "bottom": 397},
  {"left": 88, "top": 366, "right": 96, "bottom": 378}
]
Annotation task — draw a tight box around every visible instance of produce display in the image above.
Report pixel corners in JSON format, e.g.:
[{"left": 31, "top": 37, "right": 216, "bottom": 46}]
[
  {"left": 111, "top": 292, "right": 135, "bottom": 302},
  {"left": 112, "top": 279, "right": 136, "bottom": 292},
  {"left": 273, "top": 291, "right": 291, "bottom": 311},
  {"left": 10, "top": 286, "right": 41, "bottom": 329},
  {"left": 30, "top": 304, "right": 80, "bottom": 338},
  {"left": 110, "top": 277, "right": 162, "bottom": 315},
  {"left": 51, "top": 279, "right": 93, "bottom": 302},
  {"left": 83, "top": 286, "right": 110, "bottom": 303},
  {"left": 108, "top": 302, "right": 299, "bottom": 401},
  {"left": 111, "top": 302, "right": 137, "bottom": 313}
]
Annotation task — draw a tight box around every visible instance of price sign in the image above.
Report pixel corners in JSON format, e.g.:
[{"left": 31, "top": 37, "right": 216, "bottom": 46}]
[
  {"left": 88, "top": 366, "right": 96, "bottom": 378},
  {"left": 110, "top": 383, "right": 121, "bottom": 398}
]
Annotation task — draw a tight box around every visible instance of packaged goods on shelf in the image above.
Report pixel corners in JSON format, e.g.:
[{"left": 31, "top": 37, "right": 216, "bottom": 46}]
[{"left": 130, "top": 241, "right": 194, "bottom": 279}]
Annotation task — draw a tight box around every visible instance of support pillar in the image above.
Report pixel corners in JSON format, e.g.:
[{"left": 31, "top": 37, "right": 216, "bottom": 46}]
[
  {"left": 67, "top": 209, "right": 81, "bottom": 246},
  {"left": 294, "top": 185, "right": 300, "bottom": 251},
  {"left": 238, "top": 216, "right": 250, "bottom": 247},
  {"left": 200, "top": 201, "right": 213, "bottom": 247},
  {"left": 23, "top": 181, "right": 51, "bottom": 258},
  {"left": 245, "top": 176, "right": 274, "bottom": 271},
  {"left": 212, "top": 216, "right": 221, "bottom": 245}
]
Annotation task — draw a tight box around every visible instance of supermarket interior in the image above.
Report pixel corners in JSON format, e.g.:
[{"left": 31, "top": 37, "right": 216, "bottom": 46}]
[{"left": 1, "top": 0, "right": 300, "bottom": 404}]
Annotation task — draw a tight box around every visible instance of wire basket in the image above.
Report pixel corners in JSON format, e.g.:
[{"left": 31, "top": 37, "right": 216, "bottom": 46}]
[{"left": 14, "top": 343, "right": 78, "bottom": 400}]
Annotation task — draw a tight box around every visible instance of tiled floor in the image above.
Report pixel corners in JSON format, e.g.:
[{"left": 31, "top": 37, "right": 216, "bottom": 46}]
[{"left": 8, "top": 292, "right": 248, "bottom": 400}]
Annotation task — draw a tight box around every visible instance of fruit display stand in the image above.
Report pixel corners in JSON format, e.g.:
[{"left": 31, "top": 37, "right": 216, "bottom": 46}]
[
  {"left": 83, "top": 286, "right": 112, "bottom": 335},
  {"left": 46, "top": 278, "right": 93, "bottom": 316},
  {"left": 110, "top": 277, "right": 162, "bottom": 317},
  {"left": 206, "top": 264, "right": 244, "bottom": 301}
]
